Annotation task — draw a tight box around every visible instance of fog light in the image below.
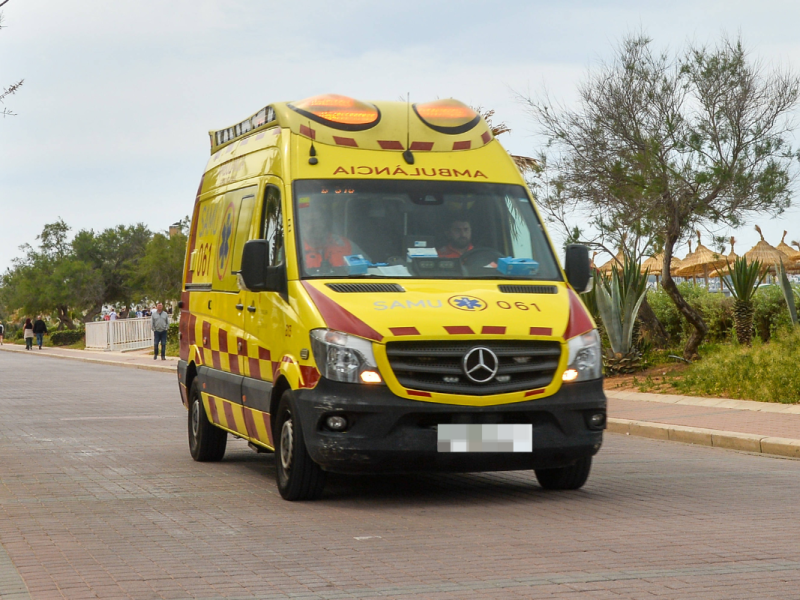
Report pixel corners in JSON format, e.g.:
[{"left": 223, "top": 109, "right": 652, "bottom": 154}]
[
  {"left": 562, "top": 368, "right": 579, "bottom": 382},
  {"left": 325, "top": 415, "right": 348, "bottom": 431},
  {"left": 360, "top": 370, "right": 382, "bottom": 384},
  {"left": 589, "top": 412, "right": 605, "bottom": 428}
]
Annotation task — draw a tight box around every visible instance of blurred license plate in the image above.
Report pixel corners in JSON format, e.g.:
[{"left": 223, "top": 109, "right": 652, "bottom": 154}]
[{"left": 437, "top": 424, "right": 532, "bottom": 453}]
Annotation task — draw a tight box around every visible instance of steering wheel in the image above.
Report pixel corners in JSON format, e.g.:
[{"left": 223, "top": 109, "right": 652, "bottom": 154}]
[{"left": 459, "top": 247, "right": 504, "bottom": 275}]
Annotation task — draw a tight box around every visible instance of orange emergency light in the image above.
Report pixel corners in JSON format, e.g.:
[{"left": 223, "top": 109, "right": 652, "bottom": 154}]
[
  {"left": 413, "top": 99, "right": 480, "bottom": 134},
  {"left": 289, "top": 94, "right": 380, "bottom": 131}
]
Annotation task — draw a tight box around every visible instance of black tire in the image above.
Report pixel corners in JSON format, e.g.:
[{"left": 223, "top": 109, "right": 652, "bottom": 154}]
[
  {"left": 275, "top": 390, "right": 326, "bottom": 501},
  {"left": 188, "top": 379, "right": 227, "bottom": 462},
  {"left": 535, "top": 457, "right": 592, "bottom": 490}
]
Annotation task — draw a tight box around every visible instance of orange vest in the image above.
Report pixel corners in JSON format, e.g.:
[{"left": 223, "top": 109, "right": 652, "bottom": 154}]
[
  {"left": 304, "top": 236, "right": 353, "bottom": 268},
  {"left": 437, "top": 244, "right": 473, "bottom": 258}
]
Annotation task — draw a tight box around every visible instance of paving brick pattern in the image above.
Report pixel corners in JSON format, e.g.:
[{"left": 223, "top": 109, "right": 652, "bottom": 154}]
[
  {"left": 1, "top": 352, "right": 800, "bottom": 599},
  {"left": 609, "top": 397, "right": 800, "bottom": 440}
]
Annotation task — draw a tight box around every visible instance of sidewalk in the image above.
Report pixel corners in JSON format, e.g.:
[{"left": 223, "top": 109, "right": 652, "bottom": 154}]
[
  {"left": 1, "top": 342, "right": 797, "bottom": 458},
  {"left": 0, "top": 343, "right": 175, "bottom": 373},
  {"left": 606, "top": 389, "right": 800, "bottom": 459}
]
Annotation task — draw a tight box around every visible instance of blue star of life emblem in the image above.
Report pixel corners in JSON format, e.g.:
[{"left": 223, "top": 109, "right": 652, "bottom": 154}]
[{"left": 448, "top": 295, "right": 488, "bottom": 311}]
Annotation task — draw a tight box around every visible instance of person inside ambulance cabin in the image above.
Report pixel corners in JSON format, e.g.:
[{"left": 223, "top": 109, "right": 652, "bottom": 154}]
[
  {"left": 437, "top": 215, "right": 474, "bottom": 258},
  {"left": 300, "top": 201, "right": 366, "bottom": 271}
]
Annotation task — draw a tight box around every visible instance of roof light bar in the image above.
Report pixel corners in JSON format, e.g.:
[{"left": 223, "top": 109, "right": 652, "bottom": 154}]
[
  {"left": 288, "top": 94, "right": 380, "bottom": 132},
  {"left": 210, "top": 106, "right": 276, "bottom": 152},
  {"left": 413, "top": 99, "right": 480, "bottom": 135}
]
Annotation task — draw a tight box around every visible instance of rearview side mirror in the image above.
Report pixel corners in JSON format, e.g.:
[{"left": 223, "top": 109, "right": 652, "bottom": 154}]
[
  {"left": 240, "top": 239, "right": 288, "bottom": 295},
  {"left": 564, "top": 244, "right": 591, "bottom": 293}
]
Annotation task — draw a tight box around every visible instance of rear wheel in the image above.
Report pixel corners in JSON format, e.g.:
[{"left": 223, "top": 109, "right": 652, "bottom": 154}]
[
  {"left": 535, "top": 457, "right": 592, "bottom": 490},
  {"left": 275, "top": 390, "right": 326, "bottom": 501},
  {"left": 188, "top": 380, "right": 227, "bottom": 462}
]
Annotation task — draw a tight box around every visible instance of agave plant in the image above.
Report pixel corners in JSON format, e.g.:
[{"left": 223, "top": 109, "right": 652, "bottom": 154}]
[
  {"left": 722, "top": 256, "right": 766, "bottom": 345},
  {"left": 594, "top": 258, "right": 649, "bottom": 374},
  {"left": 775, "top": 258, "right": 799, "bottom": 327}
]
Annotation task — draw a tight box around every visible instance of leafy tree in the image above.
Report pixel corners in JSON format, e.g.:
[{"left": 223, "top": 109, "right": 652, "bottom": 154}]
[
  {"left": 135, "top": 229, "right": 188, "bottom": 303},
  {"left": 0, "top": 220, "right": 101, "bottom": 329},
  {"left": 72, "top": 224, "right": 152, "bottom": 321},
  {"left": 525, "top": 34, "right": 800, "bottom": 358}
]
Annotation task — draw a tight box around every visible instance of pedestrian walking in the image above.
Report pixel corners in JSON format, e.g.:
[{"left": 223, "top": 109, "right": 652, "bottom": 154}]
[
  {"left": 151, "top": 302, "right": 170, "bottom": 361},
  {"left": 109, "top": 308, "right": 118, "bottom": 321},
  {"left": 0, "top": 321, "right": 4, "bottom": 345},
  {"left": 23, "top": 318, "right": 34, "bottom": 350},
  {"left": 32, "top": 316, "right": 48, "bottom": 349}
]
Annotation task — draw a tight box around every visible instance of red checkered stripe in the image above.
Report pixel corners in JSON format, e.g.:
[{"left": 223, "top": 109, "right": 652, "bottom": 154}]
[
  {"left": 299, "top": 124, "right": 493, "bottom": 152},
  {"left": 189, "top": 318, "right": 320, "bottom": 389},
  {"left": 388, "top": 325, "right": 554, "bottom": 337},
  {"left": 202, "top": 392, "right": 273, "bottom": 449}
]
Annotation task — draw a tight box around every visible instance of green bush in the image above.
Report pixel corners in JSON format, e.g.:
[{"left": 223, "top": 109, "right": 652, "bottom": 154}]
[
  {"left": 50, "top": 329, "right": 85, "bottom": 346},
  {"left": 674, "top": 327, "right": 800, "bottom": 403},
  {"left": 647, "top": 284, "right": 735, "bottom": 344},
  {"left": 752, "top": 285, "right": 792, "bottom": 341},
  {"left": 167, "top": 322, "right": 179, "bottom": 343}
]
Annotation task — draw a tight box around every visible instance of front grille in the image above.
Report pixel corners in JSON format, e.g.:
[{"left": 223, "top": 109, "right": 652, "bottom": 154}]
[
  {"left": 385, "top": 340, "right": 562, "bottom": 396},
  {"left": 498, "top": 284, "right": 558, "bottom": 294},
  {"left": 326, "top": 283, "right": 405, "bottom": 293}
]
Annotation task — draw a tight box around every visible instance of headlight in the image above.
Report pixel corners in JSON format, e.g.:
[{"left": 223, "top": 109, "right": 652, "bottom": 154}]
[
  {"left": 562, "top": 329, "right": 602, "bottom": 382},
  {"left": 309, "top": 329, "right": 382, "bottom": 384}
]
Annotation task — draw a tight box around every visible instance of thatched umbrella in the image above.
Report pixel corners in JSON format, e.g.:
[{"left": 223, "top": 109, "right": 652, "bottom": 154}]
[
  {"left": 598, "top": 250, "right": 624, "bottom": 274},
  {"left": 641, "top": 253, "right": 683, "bottom": 286},
  {"left": 679, "top": 239, "right": 696, "bottom": 283},
  {"left": 727, "top": 236, "right": 738, "bottom": 263},
  {"left": 776, "top": 231, "right": 800, "bottom": 273},
  {"left": 744, "top": 225, "right": 787, "bottom": 272},
  {"left": 676, "top": 231, "right": 728, "bottom": 287}
]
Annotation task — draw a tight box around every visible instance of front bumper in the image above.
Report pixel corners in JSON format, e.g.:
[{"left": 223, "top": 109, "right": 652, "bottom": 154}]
[{"left": 293, "top": 379, "right": 606, "bottom": 474}]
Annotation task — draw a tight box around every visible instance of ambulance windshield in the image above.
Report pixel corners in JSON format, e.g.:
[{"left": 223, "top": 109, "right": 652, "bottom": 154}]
[{"left": 293, "top": 180, "right": 561, "bottom": 281}]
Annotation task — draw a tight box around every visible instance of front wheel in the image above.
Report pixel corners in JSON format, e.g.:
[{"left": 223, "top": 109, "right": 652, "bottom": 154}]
[
  {"left": 275, "top": 390, "right": 326, "bottom": 501},
  {"left": 188, "top": 379, "right": 227, "bottom": 462},
  {"left": 534, "top": 457, "right": 592, "bottom": 490}
]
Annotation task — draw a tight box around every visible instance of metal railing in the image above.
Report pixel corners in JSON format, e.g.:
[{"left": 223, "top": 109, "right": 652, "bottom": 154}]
[{"left": 85, "top": 317, "right": 156, "bottom": 352}]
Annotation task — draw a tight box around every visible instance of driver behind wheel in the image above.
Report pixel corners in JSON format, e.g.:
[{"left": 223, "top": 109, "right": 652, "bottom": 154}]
[{"left": 437, "top": 216, "right": 474, "bottom": 258}]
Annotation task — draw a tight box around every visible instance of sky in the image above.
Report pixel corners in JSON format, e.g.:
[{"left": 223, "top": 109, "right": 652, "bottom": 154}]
[{"left": 3, "top": 0, "right": 800, "bottom": 272}]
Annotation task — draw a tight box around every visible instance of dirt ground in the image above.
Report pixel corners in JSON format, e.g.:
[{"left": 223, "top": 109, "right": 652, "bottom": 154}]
[{"left": 604, "top": 362, "right": 690, "bottom": 394}]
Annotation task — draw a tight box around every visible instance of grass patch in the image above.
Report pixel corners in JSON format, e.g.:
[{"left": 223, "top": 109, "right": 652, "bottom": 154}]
[{"left": 673, "top": 327, "right": 800, "bottom": 403}]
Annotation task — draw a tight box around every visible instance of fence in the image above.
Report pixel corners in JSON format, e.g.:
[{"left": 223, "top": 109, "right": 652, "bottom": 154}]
[{"left": 85, "top": 317, "right": 154, "bottom": 352}]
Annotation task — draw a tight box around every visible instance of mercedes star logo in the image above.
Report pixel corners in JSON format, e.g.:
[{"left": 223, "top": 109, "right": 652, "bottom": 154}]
[{"left": 462, "top": 346, "right": 500, "bottom": 384}]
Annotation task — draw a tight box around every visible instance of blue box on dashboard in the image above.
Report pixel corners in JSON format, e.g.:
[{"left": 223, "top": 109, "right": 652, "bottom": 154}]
[
  {"left": 497, "top": 257, "right": 539, "bottom": 276},
  {"left": 344, "top": 255, "right": 370, "bottom": 275}
]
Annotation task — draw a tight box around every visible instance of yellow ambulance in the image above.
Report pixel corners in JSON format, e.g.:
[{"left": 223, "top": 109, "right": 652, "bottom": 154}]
[{"left": 177, "top": 95, "right": 605, "bottom": 500}]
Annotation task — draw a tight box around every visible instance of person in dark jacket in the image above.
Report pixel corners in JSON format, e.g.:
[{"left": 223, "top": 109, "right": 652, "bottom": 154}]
[
  {"left": 32, "top": 316, "right": 48, "bottom": 349},
  {"left": 23, "top": 318, "right": 34, "bottom": 350}
]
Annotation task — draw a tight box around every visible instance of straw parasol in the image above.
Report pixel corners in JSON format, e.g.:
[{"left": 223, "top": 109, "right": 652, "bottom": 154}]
[
  {"left": 641, "top": 253, "right": 683, "bottom": 286},
  {"left": 598, "top": 250, "right": 624, "bottom": 274},
  {"left": 726, "top": 236, "right": 738, "bottom": 263},
  {"left": 776, "top": 231, "right": 800, "bottom": 273},
  {"left": 676, "top": 231, "right": 728, "bottom": 287},
  {"left": 598, "top": 234, "right": 627, "bottom": 274},
  {"left": 744, "top": 225, "right": 787, "bottom": 272}
]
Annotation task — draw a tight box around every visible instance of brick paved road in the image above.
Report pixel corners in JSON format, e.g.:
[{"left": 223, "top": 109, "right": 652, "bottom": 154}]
[{"left": 1, "top": 352, "right": 799, "bottom": 599}]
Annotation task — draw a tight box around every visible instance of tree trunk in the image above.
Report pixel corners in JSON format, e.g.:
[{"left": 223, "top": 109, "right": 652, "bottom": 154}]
[
  {"left": 56, "top": 305, "right": 75, "bottom": 330},
  {"left": 661, "top": 235, "right": 708, "bottom": 360},
  {"left": 637, "top": 296, "right": 669, "bottom": 347},
  {"left": 83, "top": 302, "right": 103, "bottom": 324}
]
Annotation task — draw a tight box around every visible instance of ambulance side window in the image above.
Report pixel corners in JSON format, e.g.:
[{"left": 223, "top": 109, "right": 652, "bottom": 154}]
[{"left": 261, "top": 185, "right": 284, "bottom": 267}]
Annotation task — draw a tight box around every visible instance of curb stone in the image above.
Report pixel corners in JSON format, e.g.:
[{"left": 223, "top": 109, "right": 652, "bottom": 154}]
[
  {"left": 608, "top": 418, "right": 800, "bottom": 458},
  {"left": 0, "top": 345, "right": 174, "bottom": 373}
]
